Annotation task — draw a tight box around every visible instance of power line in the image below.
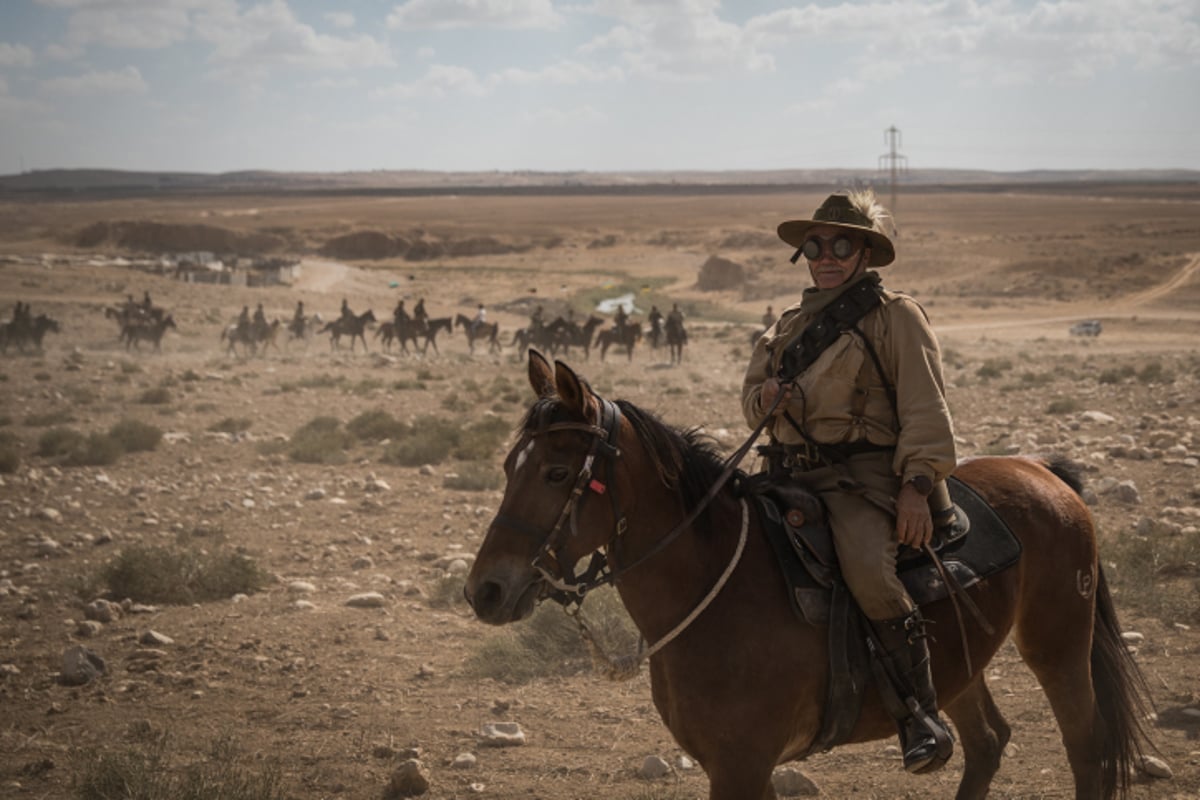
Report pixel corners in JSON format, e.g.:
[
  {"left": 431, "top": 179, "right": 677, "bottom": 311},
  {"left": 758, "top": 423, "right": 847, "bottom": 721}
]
[{"left": 878, "top": 125, "right": 908, "bottom": 224}]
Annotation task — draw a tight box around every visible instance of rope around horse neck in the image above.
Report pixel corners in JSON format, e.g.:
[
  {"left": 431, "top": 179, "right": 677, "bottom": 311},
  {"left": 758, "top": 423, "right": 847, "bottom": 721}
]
[{"left": 571, "top": 497, "right": 750, "bottom": 682}]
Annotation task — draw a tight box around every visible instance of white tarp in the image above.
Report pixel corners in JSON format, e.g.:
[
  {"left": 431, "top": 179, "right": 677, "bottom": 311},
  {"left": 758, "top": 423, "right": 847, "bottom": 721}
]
[{"left": 595, "top": 293, "right": 641, "bottom": 316}]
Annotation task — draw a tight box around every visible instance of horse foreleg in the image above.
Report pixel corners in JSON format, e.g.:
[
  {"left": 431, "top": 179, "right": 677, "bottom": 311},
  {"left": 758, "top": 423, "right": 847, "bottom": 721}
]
[
  {"left": 944, "top": 674, "right": 1010, "bottom": 800},
  {"left": 706, "top": 761, "right": 777, "bottom": 800}
]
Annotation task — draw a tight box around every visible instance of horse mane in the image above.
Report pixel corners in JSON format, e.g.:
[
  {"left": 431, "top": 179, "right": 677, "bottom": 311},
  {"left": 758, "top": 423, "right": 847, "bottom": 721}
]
[{"left": 520, "top": 395, "right": 728, "bottom": 532}]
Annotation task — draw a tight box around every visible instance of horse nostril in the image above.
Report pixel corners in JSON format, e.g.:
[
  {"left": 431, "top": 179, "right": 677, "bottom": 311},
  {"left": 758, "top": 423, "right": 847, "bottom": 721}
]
[{"left": 472, "top": 581, "right": 502, "bottom": 614}]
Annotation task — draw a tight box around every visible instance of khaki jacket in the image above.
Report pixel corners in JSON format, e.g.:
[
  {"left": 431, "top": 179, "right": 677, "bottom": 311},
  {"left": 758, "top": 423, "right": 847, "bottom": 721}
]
[{"left": 742, "top": 272, "right": 955, "bottom": 486}]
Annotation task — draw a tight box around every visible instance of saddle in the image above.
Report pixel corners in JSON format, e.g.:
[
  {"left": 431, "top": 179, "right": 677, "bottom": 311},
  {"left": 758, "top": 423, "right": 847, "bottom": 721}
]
[{"left": 748, "top": 476, "right": 1021, "bottom": 757}]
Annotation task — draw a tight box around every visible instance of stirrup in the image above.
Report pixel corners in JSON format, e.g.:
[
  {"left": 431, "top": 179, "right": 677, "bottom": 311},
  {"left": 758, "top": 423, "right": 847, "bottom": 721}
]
[{"left": 900, "top": 702, "right": 954, "bottom": 774}]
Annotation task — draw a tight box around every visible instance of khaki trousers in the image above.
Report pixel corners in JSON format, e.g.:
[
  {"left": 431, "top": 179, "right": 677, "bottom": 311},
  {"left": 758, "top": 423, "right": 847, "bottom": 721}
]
[{"left": 793, "top": 451, "right": 914, "bottom": 621}]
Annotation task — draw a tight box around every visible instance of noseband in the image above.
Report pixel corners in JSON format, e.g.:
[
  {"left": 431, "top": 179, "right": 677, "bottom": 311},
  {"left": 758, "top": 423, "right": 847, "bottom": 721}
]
[{"left": 492, "top": 397, "right": 627, "bottom": 606}]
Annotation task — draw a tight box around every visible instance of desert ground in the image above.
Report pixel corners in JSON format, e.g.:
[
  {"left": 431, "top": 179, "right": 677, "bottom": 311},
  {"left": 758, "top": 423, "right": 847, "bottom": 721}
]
[{"left": 1, "top": 184, "right": 1199, "bottom": 799}]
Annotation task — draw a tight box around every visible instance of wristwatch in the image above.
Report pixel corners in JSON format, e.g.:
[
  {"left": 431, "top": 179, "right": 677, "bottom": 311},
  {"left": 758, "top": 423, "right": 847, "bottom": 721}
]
[{"left": 906, "top": 475, "right": 933, "bottom": 497}]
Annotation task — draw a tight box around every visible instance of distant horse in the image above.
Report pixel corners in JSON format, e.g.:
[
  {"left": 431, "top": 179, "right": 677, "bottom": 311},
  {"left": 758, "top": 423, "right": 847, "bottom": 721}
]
[
  {"left": 286, "top": 313, "right": 323, "bottom": 346},
  {"left": 596, "top": 321, "right": 641, "bottom": 362},
  {"left": 122, "top": 314, "right": 177, "bottom": 352},
  {"left": 319, "top": 309, "right": 376, "bottom": 353},
  {"left": 422, "top": 317, "right": 453, "bottom": 355},
  {"left": 377, "top": 318, "right": 427, "bottom": 356},
  {"left": 546, "top": 314, "right": 604, "bottom": 360},
  {"left": 222, "top": 319, "right": 281, "bottom": 357},
  {"left": 454, "top": 313, "right": 501, "bottom": 355},
  {"left": 465, "top": 350, "right": 1154, "bottom": 800},
  {"left": 665, "top": 315, "right": 687, "bottom": 365},
  {"left": 0, "top": 314, "right": 60, "bottom": 354}
]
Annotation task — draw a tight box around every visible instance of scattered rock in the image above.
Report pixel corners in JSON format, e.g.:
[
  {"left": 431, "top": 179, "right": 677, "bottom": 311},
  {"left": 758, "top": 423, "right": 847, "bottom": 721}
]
[
  {"left": 637, "top": 755, "right": 671, "bottom": 779},
  {"left": 84, "top": 599, "right": 122, "bottom": 624},
  {"left": 60, "top": 646, "right": 106, "bottom": 686},
  {"left": 478, "top": 722, "right": 525, "bottom": 747},
  {"left": 345, "top": 592, "right": 387, "bottom": 608},
  {"left": 772, "top": 766, "right": 820, "bottom": 796},
  {"left": 75, "top": 620, "right": 103, "bottom": 638},
  {"left": 384, "top": 759, "right": 430, "bottom": 798},
  {"left": 450, "top": 752, "right": 477, "bottom": 769},
  {"left": 139, "top": 630, "right": 174, "bottom": 646},
  {"left": 1138, "top": 754, "right": 1173, "bottom": 779}
]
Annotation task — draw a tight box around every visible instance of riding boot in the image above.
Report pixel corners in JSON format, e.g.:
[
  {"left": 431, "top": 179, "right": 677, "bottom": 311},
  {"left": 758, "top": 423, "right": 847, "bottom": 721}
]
[{"left": 871, "top": 609, "right": 955, "bottom": 774}]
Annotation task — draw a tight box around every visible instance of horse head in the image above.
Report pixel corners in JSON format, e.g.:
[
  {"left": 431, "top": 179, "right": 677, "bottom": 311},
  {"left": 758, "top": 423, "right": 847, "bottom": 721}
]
[{"left": 466, "top": 350, "right": 628, "bottom": 625}]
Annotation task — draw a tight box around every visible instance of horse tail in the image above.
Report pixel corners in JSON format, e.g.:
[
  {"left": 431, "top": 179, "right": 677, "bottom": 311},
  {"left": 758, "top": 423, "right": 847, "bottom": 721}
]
[
  {"left": 1044, "top": 454, "right": 1154, "bottom": 798},
  {"left": 1091, "top": 566, "right": 1154, "bottom": 798}
]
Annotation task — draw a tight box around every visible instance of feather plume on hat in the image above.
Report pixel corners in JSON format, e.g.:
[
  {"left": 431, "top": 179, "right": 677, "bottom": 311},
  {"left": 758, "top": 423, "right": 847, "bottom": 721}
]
[{"left": 777, "top": 189, "right": 897, "bottom": 267}]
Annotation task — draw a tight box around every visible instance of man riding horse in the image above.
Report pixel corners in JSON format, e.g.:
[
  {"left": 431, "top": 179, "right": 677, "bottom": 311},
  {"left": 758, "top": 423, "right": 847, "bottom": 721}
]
[{"left": 742, "top": 190, "right": 955, "bottom": 774}]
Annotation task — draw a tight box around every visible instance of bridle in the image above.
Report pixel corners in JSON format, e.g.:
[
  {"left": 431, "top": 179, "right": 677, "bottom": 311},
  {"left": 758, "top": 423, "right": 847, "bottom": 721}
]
[
  {"left": 491, "top": 396, "right": 628, "bottom": 606},
  {"left": 491, "top": 388, "right": 776, "bottom": 608}
]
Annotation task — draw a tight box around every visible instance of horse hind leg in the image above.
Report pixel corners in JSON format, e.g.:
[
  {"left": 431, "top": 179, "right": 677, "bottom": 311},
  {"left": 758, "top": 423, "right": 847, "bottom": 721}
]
[
  {"left": 944, "top": 674, "right": 1011, "bottom": 800},
  {"left": 705, "top": 759, "right": 778, "bottom": 800}
]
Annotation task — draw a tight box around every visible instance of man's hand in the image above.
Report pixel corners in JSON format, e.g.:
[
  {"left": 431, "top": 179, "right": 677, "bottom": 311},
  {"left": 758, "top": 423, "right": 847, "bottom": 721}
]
[
  {"left": 895, "top": 482, "right": 934, "bottom": 548},
  {"left": 760, "top": 377, "right": 793, "bottom": 416}
]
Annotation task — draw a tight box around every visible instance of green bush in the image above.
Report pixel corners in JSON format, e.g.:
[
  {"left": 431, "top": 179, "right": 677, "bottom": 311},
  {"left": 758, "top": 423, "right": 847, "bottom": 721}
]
[
  {"left": 347, "top": 409, "right": 407, "bottom": 442},
  {"left": 109, "top": 419, "right": 162, "bottom": 452},
  {"left": 97, "top": 544, "right": 269, "bottom": 605},
  {"left": 287, "top": 416, "right": 354, "bottom": 464}
]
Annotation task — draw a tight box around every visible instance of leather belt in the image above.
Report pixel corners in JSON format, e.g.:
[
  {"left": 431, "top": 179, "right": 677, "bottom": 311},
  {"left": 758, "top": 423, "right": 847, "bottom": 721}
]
[{"left": 782, "top": 440, "right": 893, "bottom": 472}]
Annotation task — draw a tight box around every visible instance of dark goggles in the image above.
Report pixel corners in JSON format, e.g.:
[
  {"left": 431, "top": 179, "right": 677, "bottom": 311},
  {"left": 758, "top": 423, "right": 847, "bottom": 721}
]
[{"left": 802, "top": 235, "right": 860, "bottom": 261}]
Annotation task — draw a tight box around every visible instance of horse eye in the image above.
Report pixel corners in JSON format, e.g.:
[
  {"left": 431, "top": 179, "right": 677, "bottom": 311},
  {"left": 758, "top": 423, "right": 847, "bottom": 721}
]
[{"left": 545, "top": 465, "right": 570, "bottom": 484}]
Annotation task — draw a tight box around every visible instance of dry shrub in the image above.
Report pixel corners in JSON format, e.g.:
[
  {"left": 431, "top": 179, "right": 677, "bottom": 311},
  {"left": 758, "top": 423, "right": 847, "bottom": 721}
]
[
  {"left": 0, "top": 431, "right": 21, "bottom": 474},
  {"left": 138, "top": 386, "right": 172, "bottom": 405},
  {"left": 1107, "top": 528, "right": 1200, "bottom": 625},
  {"left": 347, "top": 409, "right": 406, "bottom": 442},
  {"left": 287, "top": 416, "right": 354, "bottom": 464},
  {"left": 72, "top": 732, "right": 284, "bottom": 800},
  {"left": 208, "top": 417, "right": 252, "bottom": 434},
  {"left": 25, "top": 409, "right": 76, "bottom": 427},
  {"left": 37, "top": 427, "right": 123, "bottom": 466},
  {"left": 443, "top": 463, "right": 502, "bottom": 491},
  {"left": 109, "top": 419, "right": 162, "bottom": 452},
  {"left": 464, "top": 587, "right": 638, "bottom": 684},
  {"left": 97, "top": 544, "right": 269, "bottom": 605}
]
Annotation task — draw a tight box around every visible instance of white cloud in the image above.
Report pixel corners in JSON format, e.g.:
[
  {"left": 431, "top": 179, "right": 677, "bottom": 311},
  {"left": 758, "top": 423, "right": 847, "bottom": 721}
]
[
  {"left": 579, "top": 0, "right": 774, "bottom": 80},
  {"left": 748, "top": 0, "right": 1200, "bottom": 84},
  {"left": 44, "top": 0, "right": 211, "bottom": 51},
  {"left": 193, "top": 0, "right": 394, "bottom": 78},
  {"left": 386, "top": 0, "right": 564, "bottom": 30},
  {"left": 0, "top": 42, "right": 36, "bottom": 67},
  {"left": 519, "top": 104, "right": 606, "bottom": 126},
  {"left": 491, "top": 59, "right": 622, "bottom": 85},
  {"left": 39, "top": 65, "right": 148, "bottom": 94},
  {"left": 325, "top": 11, "right": 356, "bottom": 29},
  {"left": 372, "top": 63, "right": 486, "bottom": 98}
]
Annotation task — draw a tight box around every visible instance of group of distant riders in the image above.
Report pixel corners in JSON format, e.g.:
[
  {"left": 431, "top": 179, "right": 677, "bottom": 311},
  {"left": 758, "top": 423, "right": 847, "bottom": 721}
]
[{"left": 1, "top": 300, "right": 60, "bottom": 354}]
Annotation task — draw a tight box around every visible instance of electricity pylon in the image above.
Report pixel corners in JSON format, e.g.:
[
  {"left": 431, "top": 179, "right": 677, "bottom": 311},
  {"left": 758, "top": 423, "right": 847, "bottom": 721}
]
[{"left": 878, "top": 125, "right": 908, "bottom": 226}]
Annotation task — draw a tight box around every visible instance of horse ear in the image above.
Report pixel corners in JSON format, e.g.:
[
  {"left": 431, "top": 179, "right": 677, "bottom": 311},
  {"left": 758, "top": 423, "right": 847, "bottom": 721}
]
[
  {"left": 527, "top": 349, "right": 556, "bottom": 397},
  {"left": 553, "top": 359, "right": 598, "bottom": 422}
]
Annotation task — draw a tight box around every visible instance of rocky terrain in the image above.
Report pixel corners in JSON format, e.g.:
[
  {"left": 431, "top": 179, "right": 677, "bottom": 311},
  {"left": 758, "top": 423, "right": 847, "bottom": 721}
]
[{"left": 0, "top": 186, "right": 1198, "bottom": 799}]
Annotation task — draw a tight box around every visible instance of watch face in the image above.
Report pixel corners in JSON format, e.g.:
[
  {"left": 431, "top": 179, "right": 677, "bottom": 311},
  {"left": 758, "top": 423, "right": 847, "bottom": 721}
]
[{"left": 910, "top": 475, "right": 933, "bottom": 496}]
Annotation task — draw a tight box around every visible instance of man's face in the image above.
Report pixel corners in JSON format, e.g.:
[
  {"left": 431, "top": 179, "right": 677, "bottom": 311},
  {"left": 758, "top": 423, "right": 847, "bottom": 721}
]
[{"left": 804, "top": 224, "right": 869, "bottom": 290}]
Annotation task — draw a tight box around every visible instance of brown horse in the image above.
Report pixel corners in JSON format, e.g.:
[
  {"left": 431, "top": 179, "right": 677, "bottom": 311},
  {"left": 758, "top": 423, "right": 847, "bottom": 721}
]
[
  {"left": 454, "top": 312, "right": 501, "bottom": 355},
  {"left": 665, "top": 315, "right": 687, "bottom": 364},
  {"left": 422, "top": 316, "right": 452, "bottom": 355},
  {"left": 121, "top": 314, "right": 176, "bottom": 352},
  {"left": 465, "top": 351, "right": 1153, "bottom": 800},
  {"left": 595, "top": 321, "right": 641, "bottom": 361},
  {"left": 319, "top": 309, "right": 376, "bottom": 353}
]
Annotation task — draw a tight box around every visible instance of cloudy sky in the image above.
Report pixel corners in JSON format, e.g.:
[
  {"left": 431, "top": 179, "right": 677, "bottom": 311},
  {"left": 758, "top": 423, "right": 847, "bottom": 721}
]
[{"left": 0, "top": 0, "right": 1196, "bottom": 175}]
